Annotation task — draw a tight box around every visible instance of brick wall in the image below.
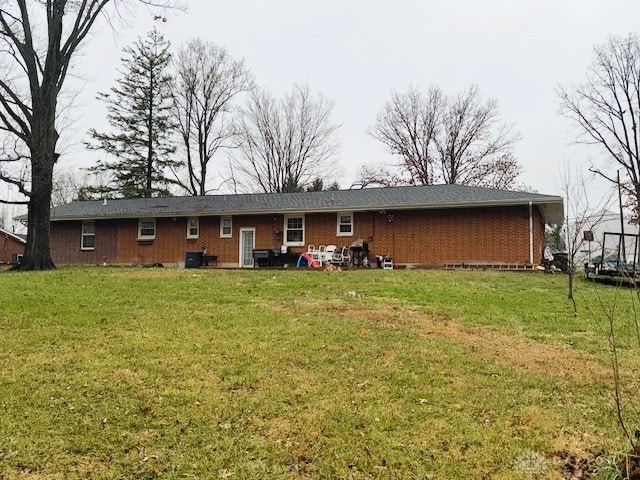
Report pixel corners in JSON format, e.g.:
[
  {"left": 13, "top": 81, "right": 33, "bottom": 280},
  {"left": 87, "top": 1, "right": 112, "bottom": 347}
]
[
  {"left": 50, "top": 205, "right": 546, "bottom": 266},
  {"left": 0, "top": 233, "right": 25, "bottom": 264},
  {"left": 303, "top": 206, "right": 544, "bottom": 264},
  {"left": 51, "top": 220, "right": 118, "bottom": 264}
]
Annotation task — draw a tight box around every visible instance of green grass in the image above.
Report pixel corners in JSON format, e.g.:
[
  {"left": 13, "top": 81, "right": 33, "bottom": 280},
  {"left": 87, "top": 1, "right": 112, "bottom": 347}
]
[{"left": 0, "top": 267, "right": 636, "bottom": 479}]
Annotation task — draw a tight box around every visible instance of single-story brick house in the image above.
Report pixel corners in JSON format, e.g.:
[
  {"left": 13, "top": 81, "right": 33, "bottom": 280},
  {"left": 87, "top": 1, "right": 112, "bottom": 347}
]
[
  {"left": 43, "top": 184, "right": 563, "bottom": 268},
  {"left": 0, "top": 228, "right": 26, "bottom": 264}
]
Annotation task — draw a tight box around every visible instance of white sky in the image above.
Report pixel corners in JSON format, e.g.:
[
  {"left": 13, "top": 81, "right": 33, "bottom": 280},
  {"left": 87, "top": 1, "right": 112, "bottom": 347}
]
[{"left": 56, "top": 0, "right": 640, "bottom": 200}]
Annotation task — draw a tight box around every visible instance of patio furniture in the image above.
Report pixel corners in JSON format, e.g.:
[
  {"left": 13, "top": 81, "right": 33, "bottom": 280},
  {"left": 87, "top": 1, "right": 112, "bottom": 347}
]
[
  {"left": 331, "top": 246, "right": 350, "bottom": 267},
  {"left": 324, "top": 245, "right": 337, "bottom": 263}
]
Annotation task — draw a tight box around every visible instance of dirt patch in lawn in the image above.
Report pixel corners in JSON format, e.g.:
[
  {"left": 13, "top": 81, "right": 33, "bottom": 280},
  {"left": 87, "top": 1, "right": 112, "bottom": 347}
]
[
  {"left": 398, "top": 308, "right": 610, "bottom": 387},
  {"left": 287, "top": 299, "right": 611, "bottom": 387}
]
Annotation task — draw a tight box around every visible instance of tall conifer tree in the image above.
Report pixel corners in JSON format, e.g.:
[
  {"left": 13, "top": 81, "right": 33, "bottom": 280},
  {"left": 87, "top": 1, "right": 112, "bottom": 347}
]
[{"left": 87, "top": 29, "right": 179, "bottom": 198}]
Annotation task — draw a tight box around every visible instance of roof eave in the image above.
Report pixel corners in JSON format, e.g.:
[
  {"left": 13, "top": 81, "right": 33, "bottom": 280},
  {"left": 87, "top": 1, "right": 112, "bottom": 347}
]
[
  {"left": 0, "top": 229, "right": 26, "bottom": 244},
  {"left": 49, "top": 196, "right": 564, "bottom": 222}
]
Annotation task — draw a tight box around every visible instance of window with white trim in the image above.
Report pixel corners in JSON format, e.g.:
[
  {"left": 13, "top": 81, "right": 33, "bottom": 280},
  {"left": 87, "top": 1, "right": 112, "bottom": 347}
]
[
  {"left": 187, "top": 217, "right": 199, "bottom": 239},
  {"left": 81, "top": 220, "right": 95, "bottom": 250},
  {"left": 337, "top": 212, "right": 353, "bottom": 236},
  {"left": 284, "top": 215, "right": 304, "bottom": 246},
  {"left": 138, "top": 218, "right": 156, "bottom": 240},
  {"left": 220, "top": 216, "right": 232, "bottom": 238}
]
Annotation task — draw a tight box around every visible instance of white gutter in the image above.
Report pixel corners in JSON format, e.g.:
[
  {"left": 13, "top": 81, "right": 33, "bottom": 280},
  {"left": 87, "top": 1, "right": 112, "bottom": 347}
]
[{"left": 529, "top": 201, "right": 534, "bottom": 264}]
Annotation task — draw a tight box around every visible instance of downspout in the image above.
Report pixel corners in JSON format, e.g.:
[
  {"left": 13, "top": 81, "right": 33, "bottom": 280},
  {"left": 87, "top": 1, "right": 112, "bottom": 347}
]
[{"left": 529, "top": 201, "right": 534, "bottom": 264}]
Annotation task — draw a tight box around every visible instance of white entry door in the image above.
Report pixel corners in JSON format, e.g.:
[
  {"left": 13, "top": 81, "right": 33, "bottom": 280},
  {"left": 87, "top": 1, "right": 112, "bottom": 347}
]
[{"left": 239, "top": 228, "right": 255, "bottom": 268}]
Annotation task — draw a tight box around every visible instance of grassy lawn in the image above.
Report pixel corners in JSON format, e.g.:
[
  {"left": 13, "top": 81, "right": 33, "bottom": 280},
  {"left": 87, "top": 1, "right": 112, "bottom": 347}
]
[{"left": 0, "top": 267, "right": 637, "bottom": 479}]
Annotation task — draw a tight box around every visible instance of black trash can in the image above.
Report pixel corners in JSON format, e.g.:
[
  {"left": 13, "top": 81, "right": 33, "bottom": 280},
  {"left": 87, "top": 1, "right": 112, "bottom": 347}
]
[{"left": 185, "top": 251, "right": 203, "bottom": 269}]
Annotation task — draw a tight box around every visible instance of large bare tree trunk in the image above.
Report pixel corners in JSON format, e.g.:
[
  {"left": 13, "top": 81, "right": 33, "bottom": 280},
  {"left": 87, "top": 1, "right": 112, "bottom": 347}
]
[
  {"left": 22, "top": 161, "right": 55, "bottom": 270},
  {"left": 18, "top": 107, "right": 59, "bottom": 270}
]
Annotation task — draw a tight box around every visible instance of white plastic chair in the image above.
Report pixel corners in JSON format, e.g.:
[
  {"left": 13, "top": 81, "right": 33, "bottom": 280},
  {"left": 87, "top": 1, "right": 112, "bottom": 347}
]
[
  {"left": 324, "top": 245, "right": 337, "bottom": 263},
  {"left": 315, "top": 245, "right": 326, "bottom": 266},
  {"left": 310, "top": 246, "right": 323, "bottom": 266}
]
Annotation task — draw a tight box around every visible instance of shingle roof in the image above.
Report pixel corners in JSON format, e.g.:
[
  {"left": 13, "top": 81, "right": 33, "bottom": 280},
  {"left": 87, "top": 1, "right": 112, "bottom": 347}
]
[{"left": 48, "top": 184, "right": 564, "bottom": 223}]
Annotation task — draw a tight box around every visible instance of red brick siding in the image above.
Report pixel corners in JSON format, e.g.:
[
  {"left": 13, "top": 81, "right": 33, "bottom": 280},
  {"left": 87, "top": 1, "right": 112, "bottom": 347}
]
[
  {"left": 304, "top": 206, "right": 543, "bottom": 264},
  {"left": 0, "top": 233, "right": 24, "bottom": 263},
  {"left": 51, "top": 220, "right": 118, "bottom": 264},
  {"left": 233, "top": 215, "right": 283, "bottom": 260},
  {"left": 116, "top": 217, "right": 217, "bottom": 264},
  {"left": 50, "top": 205, "right": 546, "bottom": 265}
]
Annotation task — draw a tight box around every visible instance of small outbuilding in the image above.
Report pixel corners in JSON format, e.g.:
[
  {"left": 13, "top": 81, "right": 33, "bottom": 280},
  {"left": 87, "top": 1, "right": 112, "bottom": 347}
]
[{"left": 0, "top": 228, "right": 26, "bottom": 265}]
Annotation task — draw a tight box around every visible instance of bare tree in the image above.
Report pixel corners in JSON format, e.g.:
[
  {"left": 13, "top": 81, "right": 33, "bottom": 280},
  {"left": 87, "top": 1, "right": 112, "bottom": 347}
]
[
  {"left": 0, "top": 1, "right": 179, "bottom": 270},
  {"left": 0, "top": 201, "right": 22, "bottom": 232},
  {"left": 172, "top": 39, "right": 252, "bottom": 195},
  {"left": 558, "top": 33, "right": 640, "bottom": 211},
  {"left": 470, "top": 153, "right": 523, "bottom": 190},
  {"left": 50, "top": 170, "right": 102, "bottom": 206},
  {"left": 371, "top": 84, "right": 521, "bottom": 188},
  {"left": 0, "top": 136, "right": 30, "bottom": 203},
  {"left": 557, "top": 165, "right": 612, "bottom": 309},
  {"left": 371, "top": 86, "right": 444, "bottom": 185},
  {"left": 350, "top": 164, "right": 408, "bottom": 189},
  {"left": 558, "top": 36, "right": 640, "bottom": 464},
  {"left": 233, "top": 84, "right": 339, "bottom": 193},
  {"left": 51, "top": 171, "right": 80, "bottom": 207},
  {"left": 437, "top": 86, "right": 520, "bottom": 186}
]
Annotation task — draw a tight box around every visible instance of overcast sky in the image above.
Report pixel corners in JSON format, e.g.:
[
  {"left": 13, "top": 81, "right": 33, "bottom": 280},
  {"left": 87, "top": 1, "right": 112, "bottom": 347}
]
[{"left": 56, "top": 0, "right": 640, "bottom": 200}]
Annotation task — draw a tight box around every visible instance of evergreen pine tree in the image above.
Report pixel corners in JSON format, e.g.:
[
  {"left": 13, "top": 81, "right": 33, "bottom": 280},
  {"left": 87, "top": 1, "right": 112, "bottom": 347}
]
[{"left": 86, "top": 29, "right": 179, "bottom": 198}]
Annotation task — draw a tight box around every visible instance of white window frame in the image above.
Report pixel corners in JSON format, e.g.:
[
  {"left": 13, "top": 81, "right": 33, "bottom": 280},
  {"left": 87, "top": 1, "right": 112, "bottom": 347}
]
[
  {"left": 187, "top": 216, "right": 199, "bottom": 239},
  {"left": 220, "top": 216, "right": 232, "bottom": 238},
  {"left": 138, "top": 218, "right": 156, "bottom": 240},
  {"left": 81, "top": 220, "right": 95, "bottom": 250},
  {"left": 284, "top": 214, "right": 305, "bottom": 246},
  {"left": 336, "top": 212, "right": 354, "bottom": 237}
]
